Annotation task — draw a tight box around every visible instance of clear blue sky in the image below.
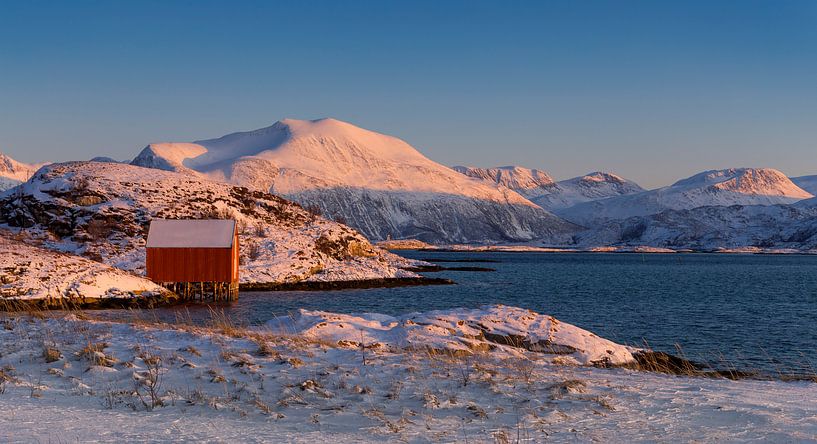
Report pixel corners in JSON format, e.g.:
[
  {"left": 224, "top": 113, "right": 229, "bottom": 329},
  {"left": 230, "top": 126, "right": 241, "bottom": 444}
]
[{"left": 1, "top": 0, "right": 815, "bottom": 188}]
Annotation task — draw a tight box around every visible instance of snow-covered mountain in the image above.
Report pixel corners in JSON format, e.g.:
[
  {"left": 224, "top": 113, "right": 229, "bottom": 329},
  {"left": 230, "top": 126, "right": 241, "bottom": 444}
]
[
  {"left": 575, "top": 198, "right": 817, "bottom": 251},
  {"left": 560, "top": 168, "right": 814, "bottom": 226},
  {"left": 0, "top": 152, "right": 41, "bottom": 191},
  {"left": 131, "top": 118, "right": 578, "bottom": 244},
  {"left": 451, "top": 165, "right": 556, "bottom": 195},
  {"left": 791, "top": 175, "right": 817, "bottom": 195},
  {"left": 453, "top": 166, "right": 645, "bottom": 212},
  {"left": 541, "top": 172, "right": 646, "bottom": 211},
  {"left": 0, "top": 161, "right": 422, "bottom": 284}
]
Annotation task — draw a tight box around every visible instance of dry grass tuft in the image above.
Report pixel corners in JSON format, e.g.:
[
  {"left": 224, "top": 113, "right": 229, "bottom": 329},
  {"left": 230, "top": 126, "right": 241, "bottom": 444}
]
[{"left": 42, "top": 345, "right": 61, "bottom": 363}]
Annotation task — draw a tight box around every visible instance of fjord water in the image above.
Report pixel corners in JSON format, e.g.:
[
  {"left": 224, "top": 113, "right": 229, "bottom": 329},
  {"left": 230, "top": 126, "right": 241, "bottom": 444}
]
[{"left": 152, "top": 252, "right": 817, "bottom": 375}]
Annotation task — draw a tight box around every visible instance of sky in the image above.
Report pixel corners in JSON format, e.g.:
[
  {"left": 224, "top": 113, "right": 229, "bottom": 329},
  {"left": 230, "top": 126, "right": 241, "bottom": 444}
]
[{"left": 1, "top": 0, "right": 815, "bottom": 189}]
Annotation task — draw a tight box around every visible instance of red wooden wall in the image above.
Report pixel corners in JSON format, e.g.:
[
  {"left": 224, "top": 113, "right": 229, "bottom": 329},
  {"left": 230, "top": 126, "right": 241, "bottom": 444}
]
[{"left": 146, "top": 232, "right": 239, "bottom": 283}]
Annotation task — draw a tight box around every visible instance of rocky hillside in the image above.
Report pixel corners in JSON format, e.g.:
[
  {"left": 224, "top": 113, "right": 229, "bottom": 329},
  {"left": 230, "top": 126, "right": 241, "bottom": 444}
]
[
  {"left": 130, "top": 118, "right": 578, "bottom": 244},
  {"left": 0, "top": 162, "right": 420, "bottom": 284}
]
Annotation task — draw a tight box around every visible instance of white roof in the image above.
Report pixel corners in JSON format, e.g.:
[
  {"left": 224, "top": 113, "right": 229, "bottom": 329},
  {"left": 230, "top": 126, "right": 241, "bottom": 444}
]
[{"left": 146, "top": 219, "right": 236, "bottom": 248}]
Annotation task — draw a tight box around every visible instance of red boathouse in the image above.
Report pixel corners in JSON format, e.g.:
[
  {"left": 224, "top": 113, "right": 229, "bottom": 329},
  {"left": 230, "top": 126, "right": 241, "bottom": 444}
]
[{"left": 146, "top": 219, "right": 239, "bottom": 301}]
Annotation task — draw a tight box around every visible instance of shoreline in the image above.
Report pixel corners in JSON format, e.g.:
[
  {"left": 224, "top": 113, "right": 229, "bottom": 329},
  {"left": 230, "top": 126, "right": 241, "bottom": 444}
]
[
  {"left": 239, "top": 276, "right": 454, "bottom": 292},
  {"left": 0, "top": 277, "right": 455, "bottom": 311},
  {"left": 394, "top": 247, "right": 817, "bottom": 255},
  {"left": 401, "top": 264, "right": 496, "bottom": 272},
  {"left": 0, "top": 294, "right": 181, "bottom": 311}
]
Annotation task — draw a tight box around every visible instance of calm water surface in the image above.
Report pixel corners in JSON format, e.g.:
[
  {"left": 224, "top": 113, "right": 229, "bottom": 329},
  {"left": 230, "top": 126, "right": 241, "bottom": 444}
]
[{"left": 109, "top": 252, "right": 817, "bottom": 374}]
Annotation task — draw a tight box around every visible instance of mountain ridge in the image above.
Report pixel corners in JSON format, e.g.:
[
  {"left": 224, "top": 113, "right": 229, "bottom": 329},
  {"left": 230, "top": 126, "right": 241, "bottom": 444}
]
[
  {"left": 560, "top": 167, "right": 813, "bottom": 226},
  {"left": 791, "top": 175, "right": 817, "bottom": 195},
  {"left": 453, "top": 165, "right": 645, "bottom": 211}
]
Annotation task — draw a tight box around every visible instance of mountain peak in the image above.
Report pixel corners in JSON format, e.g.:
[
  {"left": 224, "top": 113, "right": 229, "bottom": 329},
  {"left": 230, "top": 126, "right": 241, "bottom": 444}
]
[
  {"left": 671, "top": 168, "right": 812, "bottom": 199},
  {"left": 452, "top": 165, "right": 555, "bottom": 192},
  {"left": 131, "top": 120, "right": 576, "bottom": 243},
  {"left": 580, "top": 171, "right": 627, "bottom": 183},
  {"left": 559, "top": 167, "right": 814, "bottom": 226},
  {"left": 0, "top": 152, "right": 42, "bottom": 190},
  {"left": 452, "top": 165, "right": 645, "bottom": 211}
]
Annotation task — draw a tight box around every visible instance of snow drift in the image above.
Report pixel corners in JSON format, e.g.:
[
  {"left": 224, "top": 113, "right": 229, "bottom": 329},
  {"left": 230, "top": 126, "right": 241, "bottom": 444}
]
[
  {"left": 0, "top": 234, "right": 168, "bottom": 301},
  {"left": 266, "top": 305, "right": 636, "bottom": 366}
]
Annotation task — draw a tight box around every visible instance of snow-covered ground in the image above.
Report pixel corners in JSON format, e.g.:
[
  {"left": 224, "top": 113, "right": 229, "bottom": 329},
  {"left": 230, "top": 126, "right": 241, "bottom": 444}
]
[
  {"left": 0, "top": 161, "right": 424, "bottom": 286},
  {"left": 265, "top": 305, "right": 637, "bottom": 366},
  {"left": 0, "top": 234, "right": 168, "bottom": 302},
  {"left": 1, "top": 309, "right": 816, "bottom": 442}
]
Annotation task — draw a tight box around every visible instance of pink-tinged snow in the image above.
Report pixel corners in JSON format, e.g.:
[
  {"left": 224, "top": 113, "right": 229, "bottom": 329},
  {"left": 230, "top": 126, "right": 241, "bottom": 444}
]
[
  {"left": 451, "top": 165, "right": 556, "bottom": 194},
  {"left": 136, "top": 118, "right": 539, "bottom": 205},
  {"left": 0, "top": 162, "right": 423, "bottom": 285},
  {"left": 562, "top": 168, "right": 814, "bottom": 225},
  {"left": 1, "top": 312, "right": 816, "bottom": 442},
  {"left": 0, "top": 152, "right": 46, "bottom": 191},
  {"left": 454, "top": 166, "right": 646, "bottom": 211},
  {"left": 681, "top": 168, "right": 812, "bottom": 199},
  {"left": 265, "top": 305, "right": 637, "bottom": 366},
  {"left": 130, "top": 118, "right": 578, "bottom": 245},
  {"left": 0, "top": 235, "right": 167, "bottom": 300}
]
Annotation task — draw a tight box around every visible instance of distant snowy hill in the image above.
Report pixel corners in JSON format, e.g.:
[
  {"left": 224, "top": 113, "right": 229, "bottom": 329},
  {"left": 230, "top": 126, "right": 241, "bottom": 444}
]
[
  {"left": 89, "top": 156, "right": 125, "bottom": 163},
  {"left": 791, "top": 175, "right": 817, "bottom": 195},
  {"left": 542, "top": 172, "right": 646, "bottom": 211},
  {"left": 560, "top": 168, "right": 814, "bottom": 226},
  {"left": 131, "top": 118, "right": 578, "bottom": 244},
  {"left": 453, "top": 166, "right": 645, "bottom": 212},
  {"left": 575, "top": 199, "right": 817, "bottom": 251},
  {"left": 0, "top": 162, "right": 421, "bottom": 284},
  {"left": 0, "top": 152, "right": 42, "bottom": 191}
]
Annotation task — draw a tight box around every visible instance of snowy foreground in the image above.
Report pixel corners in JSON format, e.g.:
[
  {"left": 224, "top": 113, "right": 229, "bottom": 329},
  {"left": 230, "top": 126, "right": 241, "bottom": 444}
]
[
  {"left": 2, "top": 307, "right": 816, "bottom": 442},
  {"left": 0, "top": 235, "right": 167, "bottom": 302}
]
